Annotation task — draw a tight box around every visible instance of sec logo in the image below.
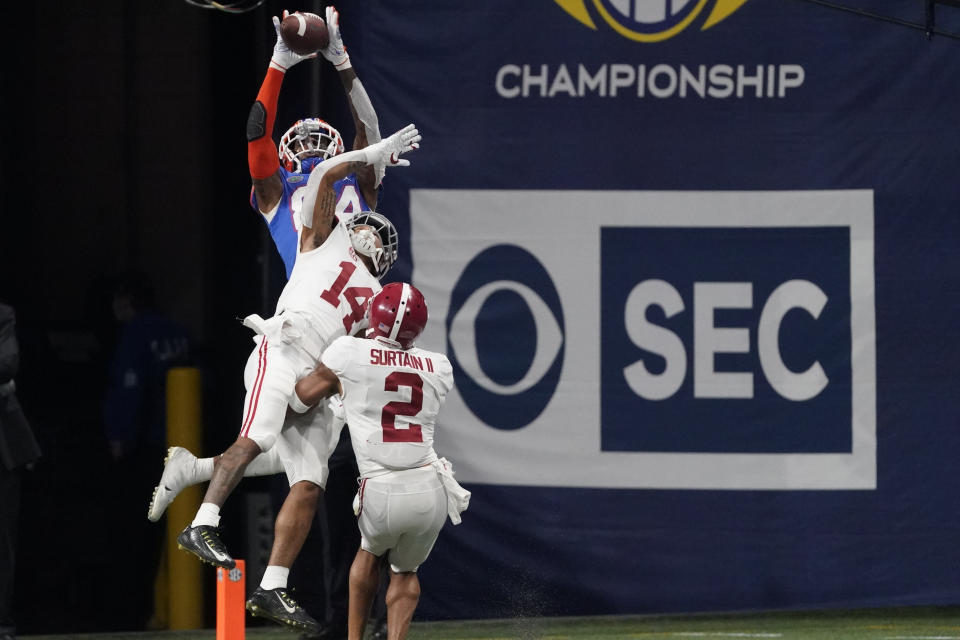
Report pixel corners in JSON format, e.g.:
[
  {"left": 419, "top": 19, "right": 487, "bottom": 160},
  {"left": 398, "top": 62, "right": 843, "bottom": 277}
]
[
  {"left": 555, "top": 0, "right": 749, "bottom": 42},
  {"left": 446, "top": 245, "right": 565, "bottom": 430},
  {"left": 411, "top": 189, "right": 875, "bottom": 489},
  {"left": 601, "top": 226, "right": 851, "bottom": 454}
]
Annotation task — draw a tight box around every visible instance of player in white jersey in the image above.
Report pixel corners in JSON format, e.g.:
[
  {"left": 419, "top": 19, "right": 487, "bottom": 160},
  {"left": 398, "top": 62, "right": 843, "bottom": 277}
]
[
  {"left": 148, "top": 4, "right": 383, "bottom": 523},
  {"left": 175, "top": 122, "right": 421, "bottom": 634},
  {"left": 292, "top": 283, "right": 471, "bottom": 640}
]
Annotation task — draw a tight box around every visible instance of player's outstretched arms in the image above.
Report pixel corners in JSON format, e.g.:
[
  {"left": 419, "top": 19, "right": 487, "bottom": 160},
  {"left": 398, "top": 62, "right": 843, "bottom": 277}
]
[
  {"left": 308, "top": 123, "right": 420, "bottom": 180},
  {"left": 322, "top": 5, "right": 383, "bottom": 205},
  {"left": 364, "top": 124, "right": 421, "bottom": 169},
  {"left": 248, "top": 10, "right": 318, "bottom": 213},
  {"left": 298, "top": 124, "right": 419, "bottom": 250},
  {"left": 319, "top": 5, "right": 351, "bottom": 72},
  {"left": 271, "top": 9, "right": 318, "bottom": 73},
  {"left": 299, "top": 123, "right": 421, "bottom": 249}
]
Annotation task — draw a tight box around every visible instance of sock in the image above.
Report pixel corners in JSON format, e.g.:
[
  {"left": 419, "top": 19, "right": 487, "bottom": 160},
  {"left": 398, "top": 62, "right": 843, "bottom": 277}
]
[
  {"left": 196, "top": 457, "right": 215, "bottom": 482},
  {"left": 191, "top": 502, "right": 221, "bottom": 528},
  {"left": 260, "top": 565, "right": 290, "bottom": 591}
]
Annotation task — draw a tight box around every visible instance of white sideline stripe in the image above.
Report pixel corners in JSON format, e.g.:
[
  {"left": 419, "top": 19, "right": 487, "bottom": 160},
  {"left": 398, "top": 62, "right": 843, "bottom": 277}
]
[
  {"left": 672, "top": 634, "right": 783, "bottom": 638},
  {"left": 883, "top": 636, "right": 960, "bottom": 639}
]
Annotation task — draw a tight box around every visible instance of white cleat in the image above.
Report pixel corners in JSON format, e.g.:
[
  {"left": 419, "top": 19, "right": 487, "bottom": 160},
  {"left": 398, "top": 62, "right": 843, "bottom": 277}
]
[{"left": 147, "top": 446, "right": 198, "bottom": 522}]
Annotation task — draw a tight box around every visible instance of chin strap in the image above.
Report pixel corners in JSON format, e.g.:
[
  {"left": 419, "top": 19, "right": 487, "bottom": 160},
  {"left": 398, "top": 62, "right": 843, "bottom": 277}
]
[{"left": 300, "top": 157, "right": 323, "bottom": 173}]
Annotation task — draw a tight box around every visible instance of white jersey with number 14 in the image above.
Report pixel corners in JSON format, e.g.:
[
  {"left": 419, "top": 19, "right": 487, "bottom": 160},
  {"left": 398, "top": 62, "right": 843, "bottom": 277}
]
[
  {"left": 275, "top": 220, "right": 381, "bottom": 358},
  {"left": 321, "top": 335, "right": 454, "bottom": 477}
]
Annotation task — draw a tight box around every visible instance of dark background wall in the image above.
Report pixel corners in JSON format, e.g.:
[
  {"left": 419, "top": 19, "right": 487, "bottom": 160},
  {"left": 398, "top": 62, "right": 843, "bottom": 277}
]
[{"left": 0, "top": 1, "right": 358, "bottom": 632}]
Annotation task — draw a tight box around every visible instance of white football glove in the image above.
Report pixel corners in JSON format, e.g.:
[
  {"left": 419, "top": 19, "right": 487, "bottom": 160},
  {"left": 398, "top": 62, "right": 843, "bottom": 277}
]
[
  {"left": 328, "top": 394, "right": 346, "bottom": 422},
  {"left": 321, "top": 6, "right": 351, "bottom": 70},
  {"left": 269, "top": 10, "right": 317, "bottom": 72},
  {"left": 364, "top": 124, "right": 421, "bottom": 168}
]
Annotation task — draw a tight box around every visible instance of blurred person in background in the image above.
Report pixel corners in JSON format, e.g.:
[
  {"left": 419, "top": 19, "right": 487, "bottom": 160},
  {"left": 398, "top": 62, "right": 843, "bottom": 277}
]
[
  {"left": 292, "top": 283, "right": 470, "bottom": 640},
  {"left": 0, "top": 302, "right": 41, "bottom": 640},
  {"left": 106, "top": 272, "right": 190, "bottom": 463},
  {"left": 105, "top": 272, "right": 190, "bottom": 629}
]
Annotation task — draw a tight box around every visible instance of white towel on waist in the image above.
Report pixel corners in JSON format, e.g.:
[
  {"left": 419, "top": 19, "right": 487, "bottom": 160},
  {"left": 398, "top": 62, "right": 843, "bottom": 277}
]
[
  {"left": 242, "top": 313, "right": 301, "bottom": 344},
  {"left": 430, "top": 458, "right": 471, "bottom": 525}
]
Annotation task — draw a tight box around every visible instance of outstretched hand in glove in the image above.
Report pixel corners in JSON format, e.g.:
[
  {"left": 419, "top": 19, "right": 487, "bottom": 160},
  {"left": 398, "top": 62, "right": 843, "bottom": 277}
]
[
  {"left": 269, "top": 10, "right": 318, "bottom": 72},
  {"left": 365, "top": 124, "right": 422, "bottom": 168},
  {"left": 320, "top": 5, "right": 351, "bottom": 70}
]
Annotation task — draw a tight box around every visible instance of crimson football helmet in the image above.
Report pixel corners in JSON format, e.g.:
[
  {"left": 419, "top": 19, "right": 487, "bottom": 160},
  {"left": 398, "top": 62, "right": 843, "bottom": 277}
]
[
  {"left": 279, "top": 118, "right": 345, "bottom": 173},
  {"left": 368, "top": 283, "right": 428, "bottom": 349}
]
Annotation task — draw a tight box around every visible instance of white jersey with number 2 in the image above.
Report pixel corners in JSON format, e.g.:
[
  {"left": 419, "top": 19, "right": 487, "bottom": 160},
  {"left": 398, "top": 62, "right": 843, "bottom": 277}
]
[{"left": 321, "top": 335, "right": 454, "bottom": 477}]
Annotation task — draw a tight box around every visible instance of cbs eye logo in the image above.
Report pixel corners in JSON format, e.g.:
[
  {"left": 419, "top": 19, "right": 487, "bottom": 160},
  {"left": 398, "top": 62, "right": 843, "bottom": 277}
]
[
  {"left": 555, "top": 0, "right": 748, "bottom": 42},
  {"left": 446, "top": 245, "right": 565, "bottom": 431}
]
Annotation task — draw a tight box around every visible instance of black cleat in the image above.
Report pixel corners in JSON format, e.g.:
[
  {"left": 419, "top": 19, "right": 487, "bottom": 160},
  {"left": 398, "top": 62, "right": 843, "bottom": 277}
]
[
  {"left": 368, "top": 618, "right": 387, "bottom": 640},
  {"left": 246, "top": 586, "right": 321, "bottom": 634},
  {"left": 176, "top": 524, "right": 235, "bottom": 569},
  {"left": 300, "top": 620, "right": 348, "bottom": 640}
]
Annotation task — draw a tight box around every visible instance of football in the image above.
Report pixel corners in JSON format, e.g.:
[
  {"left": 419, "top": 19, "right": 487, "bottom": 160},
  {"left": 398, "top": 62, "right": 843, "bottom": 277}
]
[{"left": 279, "top": 12, "right": 328, "bottom": 55}]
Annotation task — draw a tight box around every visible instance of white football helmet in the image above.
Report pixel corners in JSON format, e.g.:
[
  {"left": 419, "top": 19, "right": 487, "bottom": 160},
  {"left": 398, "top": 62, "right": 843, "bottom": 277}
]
[
  {"left": 346, "top": 211, "right": 398, "bottom": 280},
  {"left": 279, "top": 118, "right": 345, "bottom": 173}
]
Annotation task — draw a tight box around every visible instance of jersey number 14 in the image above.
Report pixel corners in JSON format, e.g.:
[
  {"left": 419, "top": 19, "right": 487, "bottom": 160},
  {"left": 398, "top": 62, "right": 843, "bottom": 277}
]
[{"left": 320, "top": 261, "right": 374, "bottom": 335}]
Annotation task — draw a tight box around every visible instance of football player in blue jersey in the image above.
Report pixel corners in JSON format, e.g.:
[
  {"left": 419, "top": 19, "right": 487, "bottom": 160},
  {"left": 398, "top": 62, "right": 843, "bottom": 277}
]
[{"left": 248, "top": 5, "right": 385, "bottom": 278}]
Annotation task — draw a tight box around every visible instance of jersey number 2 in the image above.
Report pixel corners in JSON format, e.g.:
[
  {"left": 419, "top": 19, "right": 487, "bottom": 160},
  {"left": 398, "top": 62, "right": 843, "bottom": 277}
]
[
  {"left": 320, "top": 261, "right": 373, "bottom": 334},
  {"left": 381, "top": 372, "right": 424, "bottom": 443}
]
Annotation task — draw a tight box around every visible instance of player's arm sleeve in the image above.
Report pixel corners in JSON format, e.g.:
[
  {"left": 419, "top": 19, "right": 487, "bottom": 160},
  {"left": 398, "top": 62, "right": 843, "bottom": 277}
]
[
  {"left": 339, "top": 68, "right": 382, "bottom": 150},
  {"left": 338, "top": 67, "right": 382, "bottom": 203},
  {"left": 248, "top": 67, "right": 285, "bottom": 213},
  {"left": 247, "top": 67, "right": 284, "bottom": 179}
]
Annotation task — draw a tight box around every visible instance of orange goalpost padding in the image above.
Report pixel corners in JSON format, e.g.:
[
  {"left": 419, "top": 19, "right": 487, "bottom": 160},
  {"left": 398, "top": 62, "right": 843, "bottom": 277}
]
[{"left": 217, "top": 559, "right": 246, "bottom": 640}]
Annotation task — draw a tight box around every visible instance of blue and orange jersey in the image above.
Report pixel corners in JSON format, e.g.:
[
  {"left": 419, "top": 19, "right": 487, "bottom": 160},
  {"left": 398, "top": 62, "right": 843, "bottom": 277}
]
[{"left": 250, "top": 166, "right": 373, "bottom": 278}]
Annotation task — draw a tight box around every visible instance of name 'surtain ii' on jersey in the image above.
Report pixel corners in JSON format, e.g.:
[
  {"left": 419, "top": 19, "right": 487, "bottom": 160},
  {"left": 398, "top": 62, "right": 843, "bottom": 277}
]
[{"left": 369, "top": 348, "right": 436, "bottom": 372}]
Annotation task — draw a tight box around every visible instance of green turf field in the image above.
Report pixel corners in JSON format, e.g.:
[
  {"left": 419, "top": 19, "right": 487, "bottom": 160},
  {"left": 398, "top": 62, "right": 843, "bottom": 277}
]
[{"left": 20, "top": 606, "right": 960, "bottom": 640}]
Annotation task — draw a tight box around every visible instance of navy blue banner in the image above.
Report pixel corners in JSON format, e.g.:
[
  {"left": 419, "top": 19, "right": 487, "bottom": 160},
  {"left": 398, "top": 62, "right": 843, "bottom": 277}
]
[
  {"left": 332, "top": 0, "right": 960, "bottom": 619},
  {"left": 600, "top": 226, "right": 852, "bottom": 454}
]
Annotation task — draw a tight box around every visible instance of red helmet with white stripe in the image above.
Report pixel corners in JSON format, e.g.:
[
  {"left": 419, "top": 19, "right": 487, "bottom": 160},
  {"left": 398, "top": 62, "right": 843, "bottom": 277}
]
[{"left": 368, "top": 283, "right": 428, "bottom": 350}]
